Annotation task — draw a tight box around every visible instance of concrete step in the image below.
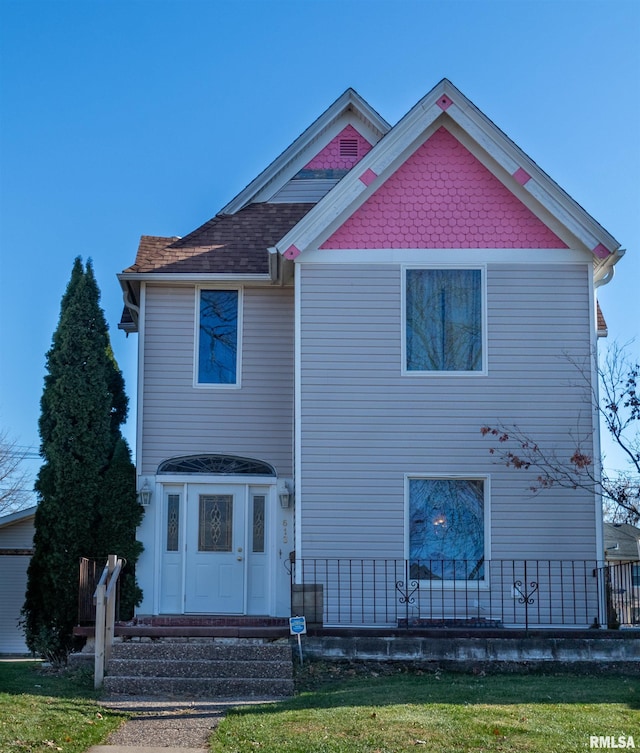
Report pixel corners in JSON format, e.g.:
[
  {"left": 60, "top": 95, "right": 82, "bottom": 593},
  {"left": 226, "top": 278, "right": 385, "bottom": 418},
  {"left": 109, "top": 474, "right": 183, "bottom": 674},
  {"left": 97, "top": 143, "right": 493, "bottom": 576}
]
[
  {"left": 107, "top": 658, "right": 292, "bottom": 679},
  {"left": 102, "top": 675, "right": 294, "bottom": 698},
  {"left": 109, "top": 640, "right": 292, "bottom": 663},
  {"left": 103, "top": 638, "right": 294, "bottom": 698}
]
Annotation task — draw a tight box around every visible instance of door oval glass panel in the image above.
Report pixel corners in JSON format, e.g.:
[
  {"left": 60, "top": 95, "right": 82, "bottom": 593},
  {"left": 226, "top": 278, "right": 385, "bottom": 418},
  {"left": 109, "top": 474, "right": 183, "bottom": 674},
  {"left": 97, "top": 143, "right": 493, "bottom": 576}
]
[{"left": 199, "top": 495, "right": 233, "bottom": 552}]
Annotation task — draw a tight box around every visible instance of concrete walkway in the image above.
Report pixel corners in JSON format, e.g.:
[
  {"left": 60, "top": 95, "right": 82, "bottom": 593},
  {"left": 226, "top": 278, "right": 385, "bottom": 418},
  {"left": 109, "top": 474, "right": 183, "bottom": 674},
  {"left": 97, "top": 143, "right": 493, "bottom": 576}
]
[{"left": 86, "top": 696, "right": 281, "bottom": 753}]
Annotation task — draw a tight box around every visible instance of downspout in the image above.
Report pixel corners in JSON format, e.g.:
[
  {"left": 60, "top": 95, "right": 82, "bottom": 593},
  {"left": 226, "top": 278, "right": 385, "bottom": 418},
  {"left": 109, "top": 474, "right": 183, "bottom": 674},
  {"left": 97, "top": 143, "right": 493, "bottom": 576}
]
[
  {"left": 590, "top": 265, "right": 605, "bottom": 579},
  {"left": 268, "top": 247, "right": 280, "bottom": 284},
  {"left": 122, "top": 283, "right": 140, "bottom": 331},
  {"left": 592, "top": 248, "right": 624, "bottom": 615},
  {"left": 594, "top": 248, "right": 625, "bottom": 288}
]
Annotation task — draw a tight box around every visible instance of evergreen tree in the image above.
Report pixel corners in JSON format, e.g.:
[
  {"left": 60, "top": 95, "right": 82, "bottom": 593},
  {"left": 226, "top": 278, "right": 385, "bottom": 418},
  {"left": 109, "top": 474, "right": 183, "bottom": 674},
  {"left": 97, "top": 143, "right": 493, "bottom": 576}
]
[{"left": 22, "top": 258, "right": 143, "bottom": 662}]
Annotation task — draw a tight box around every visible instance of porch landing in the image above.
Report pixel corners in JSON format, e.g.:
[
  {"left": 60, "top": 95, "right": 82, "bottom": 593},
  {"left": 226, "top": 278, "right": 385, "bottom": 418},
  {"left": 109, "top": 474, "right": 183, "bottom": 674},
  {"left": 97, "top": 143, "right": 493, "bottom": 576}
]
[
  {"left": 73, "top": 614, "right": 640, "bottom": 642},
  {"left": 74, "top": 615, "right": 291, "bottom": 640},
  {"left": 71, "top": 617, "right": 640, "bottom": 680}
]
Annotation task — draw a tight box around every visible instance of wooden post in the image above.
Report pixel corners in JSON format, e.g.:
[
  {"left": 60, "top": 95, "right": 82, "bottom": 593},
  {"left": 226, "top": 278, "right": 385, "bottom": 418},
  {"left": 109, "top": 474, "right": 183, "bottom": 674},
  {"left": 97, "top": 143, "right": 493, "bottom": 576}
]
[
  {"left": 94, "top": 582, "right": 106, "bottom": 689},
  {"left": 93, "top": 554, "right": 122, "bottom": 689},
  {"left": 105, "top": 554, "right": 117, "bottom": 664}
]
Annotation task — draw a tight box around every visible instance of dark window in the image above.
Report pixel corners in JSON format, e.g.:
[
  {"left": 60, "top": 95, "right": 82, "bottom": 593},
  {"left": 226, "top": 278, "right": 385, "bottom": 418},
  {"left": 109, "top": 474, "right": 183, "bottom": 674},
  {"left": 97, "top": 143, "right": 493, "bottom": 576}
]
[
  {"left": 409, "top": 478, "right": 485, "bottom": 580},
  {"left": 198, "top": 290, "right": 238, "bottom": 384},
  {"left": 252, "top": 495, "right": 266, "bottom": 553},
  {"left": 166, "top": 494, "right": 180, "bottom": 551},
  {"left": 406, "top": 269, "right": 482, "bottom": 372}
]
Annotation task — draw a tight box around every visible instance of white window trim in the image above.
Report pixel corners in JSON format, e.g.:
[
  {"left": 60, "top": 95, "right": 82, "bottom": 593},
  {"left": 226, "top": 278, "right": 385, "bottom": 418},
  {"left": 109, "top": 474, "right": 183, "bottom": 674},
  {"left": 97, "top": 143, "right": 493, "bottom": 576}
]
[
  {"left": 193, "top": 285, "right": 244, "bottom": 389},
  {"left": 401, "top": 264, "right": 488, "bottom": 377},
  {"left": 404, "top": 473, "right": 492, "bottom": 589}
]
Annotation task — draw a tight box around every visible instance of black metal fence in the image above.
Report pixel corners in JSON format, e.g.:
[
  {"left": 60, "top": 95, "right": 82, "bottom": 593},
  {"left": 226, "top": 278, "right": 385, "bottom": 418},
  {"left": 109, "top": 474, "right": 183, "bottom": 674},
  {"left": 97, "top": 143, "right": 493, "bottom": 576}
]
[
  {"left": 290, "top": 558, "right": 640, "bottom": 629},
  {"left": 599, "top": 561, "right": 640, "bottom": 628}
]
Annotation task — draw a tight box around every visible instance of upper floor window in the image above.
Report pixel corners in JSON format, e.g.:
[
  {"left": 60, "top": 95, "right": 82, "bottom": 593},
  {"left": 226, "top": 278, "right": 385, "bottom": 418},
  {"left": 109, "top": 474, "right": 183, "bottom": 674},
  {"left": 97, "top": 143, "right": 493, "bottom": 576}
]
[
  {"left": 197, "top": 289, "right": 240, "bottom": 385},
  {"left": 405, "top": 268, "right": 483, "bottom": 373}
]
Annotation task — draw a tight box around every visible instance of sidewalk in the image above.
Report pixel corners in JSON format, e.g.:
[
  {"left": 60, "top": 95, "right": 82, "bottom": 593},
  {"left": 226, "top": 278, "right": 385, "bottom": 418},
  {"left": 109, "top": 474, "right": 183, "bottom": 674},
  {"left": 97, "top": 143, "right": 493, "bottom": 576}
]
[{"left": 86, "top": 696, "right": 281, "bottom": 753}]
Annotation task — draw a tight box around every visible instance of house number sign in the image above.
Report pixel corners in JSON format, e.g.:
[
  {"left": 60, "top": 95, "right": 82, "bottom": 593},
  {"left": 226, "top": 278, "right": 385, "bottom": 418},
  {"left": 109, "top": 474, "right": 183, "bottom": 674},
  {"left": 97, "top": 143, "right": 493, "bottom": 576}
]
[{"left": 282, "top": 519, "right": 288, "bottom": 544}]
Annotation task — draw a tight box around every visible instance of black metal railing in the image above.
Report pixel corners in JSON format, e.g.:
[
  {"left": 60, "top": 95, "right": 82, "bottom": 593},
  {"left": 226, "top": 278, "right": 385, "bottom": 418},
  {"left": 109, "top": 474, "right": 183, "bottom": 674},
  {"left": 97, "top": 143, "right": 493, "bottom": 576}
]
[
  {"left": 598, "top": 561, "right": 640, "bottom": 628},
  {"left": 290, "top": 558, "right": 640, "bottom": 629}
]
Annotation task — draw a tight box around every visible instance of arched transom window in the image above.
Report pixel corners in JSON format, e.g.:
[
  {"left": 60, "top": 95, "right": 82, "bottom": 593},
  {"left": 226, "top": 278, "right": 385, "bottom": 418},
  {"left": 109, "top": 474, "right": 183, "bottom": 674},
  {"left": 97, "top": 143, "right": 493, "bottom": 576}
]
[{"left": 157, "top": 454, "right": 276, "bottom": 476}]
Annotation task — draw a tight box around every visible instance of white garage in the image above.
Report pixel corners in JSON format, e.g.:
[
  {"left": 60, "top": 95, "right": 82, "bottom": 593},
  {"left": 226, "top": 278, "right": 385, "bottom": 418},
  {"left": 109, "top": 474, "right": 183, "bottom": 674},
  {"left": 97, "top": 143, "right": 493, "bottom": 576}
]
[{"left": 0, "top": 506, "right": 35, "bottom": 654}]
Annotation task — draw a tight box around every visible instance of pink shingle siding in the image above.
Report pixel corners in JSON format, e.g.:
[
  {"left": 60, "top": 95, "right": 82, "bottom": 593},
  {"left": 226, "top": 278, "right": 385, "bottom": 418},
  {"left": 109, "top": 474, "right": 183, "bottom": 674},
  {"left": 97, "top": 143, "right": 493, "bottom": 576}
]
[
  {"left": 321, "top": 127, "right": 568, "bottom": 250},
  {"left": 303, "top": 125, "right": 373, "bottom": 171}
]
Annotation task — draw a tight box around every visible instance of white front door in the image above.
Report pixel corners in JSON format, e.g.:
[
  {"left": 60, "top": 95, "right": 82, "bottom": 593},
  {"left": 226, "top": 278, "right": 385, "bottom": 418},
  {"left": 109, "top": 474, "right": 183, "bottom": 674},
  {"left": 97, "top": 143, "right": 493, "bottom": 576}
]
[{"left": 185, "top": 485, "right": 245, "bottom": 613}]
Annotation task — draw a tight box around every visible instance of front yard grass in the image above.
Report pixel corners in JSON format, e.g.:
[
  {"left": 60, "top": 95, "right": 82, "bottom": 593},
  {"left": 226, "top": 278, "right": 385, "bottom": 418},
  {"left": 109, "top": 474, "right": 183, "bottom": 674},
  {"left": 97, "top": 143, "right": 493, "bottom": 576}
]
[
  {"left": 0, "top": 660, "right": 126, "bottom": 753},
  {"left": 212, "top": 663, "right": 640, "bottom": 753}
]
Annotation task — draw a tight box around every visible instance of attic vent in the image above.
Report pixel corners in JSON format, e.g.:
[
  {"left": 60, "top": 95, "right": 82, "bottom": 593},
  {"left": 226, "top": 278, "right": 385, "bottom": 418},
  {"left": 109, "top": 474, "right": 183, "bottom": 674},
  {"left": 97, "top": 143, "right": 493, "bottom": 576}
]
[{"left": 339, "top": 138, "right": 359, "bottom": 158}]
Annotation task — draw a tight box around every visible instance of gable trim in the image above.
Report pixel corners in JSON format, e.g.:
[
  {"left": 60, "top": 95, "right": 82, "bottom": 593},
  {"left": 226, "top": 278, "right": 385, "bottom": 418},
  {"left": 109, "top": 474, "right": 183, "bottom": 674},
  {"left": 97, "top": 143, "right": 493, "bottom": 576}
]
[
  {"left": 221, "top": 89, "right": 391, "bottom": 215},
  {"left": 273, "top": 80, "right": 621, "bottom": 267},
  {"left": 296, "top": 247, "right": 590, "bottom": 265},
  {"left": 118, "top": 272, "right": 272, "bottom": 283},
  {"left": 254, "top": 118, "right": 379, "bottom": 205}
]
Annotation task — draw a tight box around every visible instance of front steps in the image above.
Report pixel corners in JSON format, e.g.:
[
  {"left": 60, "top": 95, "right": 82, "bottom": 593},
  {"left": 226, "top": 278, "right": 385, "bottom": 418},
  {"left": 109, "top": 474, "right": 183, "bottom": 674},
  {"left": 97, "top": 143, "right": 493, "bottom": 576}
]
[{"left": 103, "top": 638, "right": 295, "bottom": 698}]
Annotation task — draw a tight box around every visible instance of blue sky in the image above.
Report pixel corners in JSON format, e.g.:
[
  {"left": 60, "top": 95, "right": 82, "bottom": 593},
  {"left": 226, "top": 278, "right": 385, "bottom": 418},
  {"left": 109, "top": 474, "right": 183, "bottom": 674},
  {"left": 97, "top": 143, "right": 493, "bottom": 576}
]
[{"left": 1, "top": 0, "right": 638, "bottom": 499}]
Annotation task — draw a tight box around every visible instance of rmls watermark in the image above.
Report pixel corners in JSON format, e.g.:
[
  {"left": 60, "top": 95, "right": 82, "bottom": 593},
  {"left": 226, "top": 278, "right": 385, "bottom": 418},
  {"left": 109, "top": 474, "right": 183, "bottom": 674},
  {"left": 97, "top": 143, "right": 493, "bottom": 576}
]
[{"left": 590, "top": 736, "right": 635, "bottom": 749}]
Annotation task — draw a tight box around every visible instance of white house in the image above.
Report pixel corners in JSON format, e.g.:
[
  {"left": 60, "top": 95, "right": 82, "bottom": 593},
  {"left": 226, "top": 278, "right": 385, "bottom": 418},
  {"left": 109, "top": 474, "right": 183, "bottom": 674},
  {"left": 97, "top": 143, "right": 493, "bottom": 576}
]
[
  {"left": 118, "top": 80, "right": 623, "bottom": 628},
  {"left": 604, "top": 522, "right": 640, "bottom": 627},
  {"left": 0, "top": 506, "right": 36, "bottom": 653}
]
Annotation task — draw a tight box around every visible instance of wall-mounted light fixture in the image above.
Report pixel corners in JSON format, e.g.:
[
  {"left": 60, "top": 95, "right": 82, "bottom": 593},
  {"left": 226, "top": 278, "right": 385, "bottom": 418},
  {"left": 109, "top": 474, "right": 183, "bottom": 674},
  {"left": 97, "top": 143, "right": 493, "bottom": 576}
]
[
  {"left": 138, "top": 479, "right": 152, "bottom": 507},
  {"left": 279, "top": 481, "right": 292, "bottom": 509}
]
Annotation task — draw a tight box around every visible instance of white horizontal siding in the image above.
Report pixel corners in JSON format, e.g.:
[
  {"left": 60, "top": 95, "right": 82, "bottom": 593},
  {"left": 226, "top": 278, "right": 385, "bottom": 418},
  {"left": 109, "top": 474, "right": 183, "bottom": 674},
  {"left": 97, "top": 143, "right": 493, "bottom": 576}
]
[
  {"left": 0, "top": 517, "right": 35, "bottom": 548},
  {"left": 141, "top": 285, "right": 294, "bottom": 476},
  {"left": 0, "top": 556, "right": 30, "bottom": 653},
  {"left": 298, "top": 262, "right": 597, "bottom": 561},
  {"left": 269, "top": 179, "right": 338, "bottom": 203},
  {"left": 0, "top": 516, "right": 34, "bottom": 654}
]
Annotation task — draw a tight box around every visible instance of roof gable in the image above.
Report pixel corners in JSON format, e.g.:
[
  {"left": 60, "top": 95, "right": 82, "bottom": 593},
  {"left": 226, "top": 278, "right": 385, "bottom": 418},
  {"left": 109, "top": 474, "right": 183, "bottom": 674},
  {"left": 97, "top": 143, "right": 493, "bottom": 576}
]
[
  {"left": 321, "top": 126, "right": 566, "bottom": 250},
  {"left": 118, "top": 79, "right": 624, "bottom": 336},
  {"left": 221, "top": 89, "right": 390, "bottom": 214},
  {"left": 275, "top": 80, "right": 622, "bottom": 279}
]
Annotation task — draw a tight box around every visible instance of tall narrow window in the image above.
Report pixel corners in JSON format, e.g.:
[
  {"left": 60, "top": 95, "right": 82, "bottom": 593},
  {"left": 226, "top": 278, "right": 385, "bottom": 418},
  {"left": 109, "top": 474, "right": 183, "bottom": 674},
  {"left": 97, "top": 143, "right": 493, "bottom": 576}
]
[
  {"left": 409, "top": 478, "right": 485, "bottom": 581},
  {"left": 166, "top": 494, "right": 180, "bottom": 552},
  {"left": 406, "top": 269, "right": 482, "bottom": 372},
  {"left": 198, "top": 290, "right": 239, "bottom": 384},
  {"left": 252, "top": 495, "right": 266, "bottom": 553}
]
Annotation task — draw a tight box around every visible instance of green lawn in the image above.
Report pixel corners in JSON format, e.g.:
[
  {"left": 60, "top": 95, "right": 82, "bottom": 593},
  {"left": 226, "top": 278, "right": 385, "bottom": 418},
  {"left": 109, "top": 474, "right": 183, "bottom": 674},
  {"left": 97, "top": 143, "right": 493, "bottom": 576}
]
[
  {"left": 212, "top": 664, "right": 640, "bottom": 753},
  {"left": 0, "top": 661, "right": 126, "bottom": 753},
  {"left": 2, "top": 659, "right": 639, "bottom": 753}
]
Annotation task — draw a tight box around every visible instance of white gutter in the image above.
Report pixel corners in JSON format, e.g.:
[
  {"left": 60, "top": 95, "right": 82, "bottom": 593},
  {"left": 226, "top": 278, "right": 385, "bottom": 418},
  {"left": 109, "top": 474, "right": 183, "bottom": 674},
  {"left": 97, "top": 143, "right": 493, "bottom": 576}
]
[
  {"left": 117, "top": 272, "right": 272, "bottom": 283},
  {"left": 595, "top": 249, "right": 625, "bottom": 288}
]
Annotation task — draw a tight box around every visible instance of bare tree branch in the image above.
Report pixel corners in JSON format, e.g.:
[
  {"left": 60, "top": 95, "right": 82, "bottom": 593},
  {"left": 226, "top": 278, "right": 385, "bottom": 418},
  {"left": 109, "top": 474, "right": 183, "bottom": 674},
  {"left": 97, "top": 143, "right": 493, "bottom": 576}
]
[
  {"left": 0, "top": 429, "right": 33, "bottom": 514},
  {"left": 481, "top": 342, "right": 640, "bottom": 524}
]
